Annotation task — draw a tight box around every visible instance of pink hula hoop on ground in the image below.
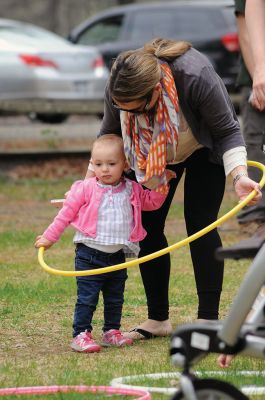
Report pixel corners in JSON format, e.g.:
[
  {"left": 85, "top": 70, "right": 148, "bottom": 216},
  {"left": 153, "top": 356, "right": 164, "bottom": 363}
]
[{"left": 0, "top": 385, "right": 151, "bottom": 399}]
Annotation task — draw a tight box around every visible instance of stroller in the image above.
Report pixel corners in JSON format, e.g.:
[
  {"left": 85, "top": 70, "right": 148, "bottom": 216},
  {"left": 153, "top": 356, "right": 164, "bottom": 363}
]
[{"left": 170, "top": 237, "right": 265, "bottom": 399}]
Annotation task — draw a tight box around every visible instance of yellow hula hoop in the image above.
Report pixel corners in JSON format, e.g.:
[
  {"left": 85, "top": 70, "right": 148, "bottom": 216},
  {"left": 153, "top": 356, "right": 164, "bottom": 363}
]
[{"left": 38, "top": 161, "right": 265, "bottom": 277}]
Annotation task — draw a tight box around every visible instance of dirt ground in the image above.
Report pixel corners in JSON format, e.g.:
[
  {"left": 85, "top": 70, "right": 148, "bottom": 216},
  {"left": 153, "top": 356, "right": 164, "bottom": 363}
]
[{"left": 0, "top": 157, "right": 90, "bottom": 180}]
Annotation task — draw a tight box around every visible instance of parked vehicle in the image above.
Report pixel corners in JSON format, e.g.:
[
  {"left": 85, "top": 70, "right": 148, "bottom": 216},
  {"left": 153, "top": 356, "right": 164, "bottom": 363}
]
[
  {"left": 69, "top": 0, "right": 239, "bottom": 97},
  {"left": 0, "top": 19, "right": 109, "bottom": 123}
]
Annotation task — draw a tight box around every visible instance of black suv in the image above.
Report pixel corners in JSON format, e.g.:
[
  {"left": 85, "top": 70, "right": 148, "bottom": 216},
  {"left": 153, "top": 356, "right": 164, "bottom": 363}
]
[{"left": 69, "top": 0, "right": 239, "bottom": 94}]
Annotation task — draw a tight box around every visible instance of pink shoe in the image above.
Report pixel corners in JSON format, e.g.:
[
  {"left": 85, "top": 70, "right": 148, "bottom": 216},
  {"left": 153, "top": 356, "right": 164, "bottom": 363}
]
[
  {"left": 102, "top": 329, "right": 133, "bottom": 347},
  {"left": 71, "top": 330, "right": 101, "bottom": 353}
]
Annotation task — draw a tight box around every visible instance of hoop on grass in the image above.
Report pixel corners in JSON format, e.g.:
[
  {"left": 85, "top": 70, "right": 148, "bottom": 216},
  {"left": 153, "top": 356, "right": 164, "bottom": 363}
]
[
  {"left": 0, "top": 385, "right": 151, "bottom": 399},
  {"left": 111, "top": 371, "right": 265, "bottom": 396}
]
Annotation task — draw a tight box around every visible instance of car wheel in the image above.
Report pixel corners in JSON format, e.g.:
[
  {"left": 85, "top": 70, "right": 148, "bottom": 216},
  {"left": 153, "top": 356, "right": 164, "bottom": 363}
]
[
  {"left": 172, "top": 378, "right": 248, "bottom": 400},
  {"left": 28, "top": 113, "right": 69, "bottom": 124}
]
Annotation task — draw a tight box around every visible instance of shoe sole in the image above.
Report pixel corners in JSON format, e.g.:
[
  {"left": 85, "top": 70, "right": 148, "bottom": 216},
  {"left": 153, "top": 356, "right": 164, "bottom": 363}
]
[
  {"left": 101, "top": 342, "right": 132, "bottom": 347},
  {"left": 71, "top": 345, "right": 101, "bottom": 353}
]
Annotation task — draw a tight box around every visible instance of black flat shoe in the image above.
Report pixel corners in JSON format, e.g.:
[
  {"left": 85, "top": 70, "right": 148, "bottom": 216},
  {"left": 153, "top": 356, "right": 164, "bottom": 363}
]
[{"left": 123, "top": 327, "right": 171, "bottom": 340}]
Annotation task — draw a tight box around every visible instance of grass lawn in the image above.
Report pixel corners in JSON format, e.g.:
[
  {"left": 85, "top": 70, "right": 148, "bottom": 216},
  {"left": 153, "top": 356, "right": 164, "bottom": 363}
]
[{"left": 0, "top": 163, "right": 264, "bottom": 399}]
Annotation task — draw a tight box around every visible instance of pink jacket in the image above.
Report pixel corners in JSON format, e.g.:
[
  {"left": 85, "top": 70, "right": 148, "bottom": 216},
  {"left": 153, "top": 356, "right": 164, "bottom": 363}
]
[{"left": 43, "top": 177, "right": 166, "bottom": 243}]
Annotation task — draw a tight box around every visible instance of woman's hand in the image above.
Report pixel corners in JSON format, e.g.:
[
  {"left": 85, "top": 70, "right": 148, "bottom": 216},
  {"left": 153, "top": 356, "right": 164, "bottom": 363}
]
[
  {"left": 234, "top": 175, "right": 262, "bottom": 205},
  {"left": 34, "top": 235, "right": 53, "bottom": 250},
  {"left": 217, "top": 354, "right": 234, "bottom": 368},
  {"left": 85, "top": 169, "right": 96, "bottom": 179},
  {"left": 85, "top": 161, "right": 96, "bottom": 179}
]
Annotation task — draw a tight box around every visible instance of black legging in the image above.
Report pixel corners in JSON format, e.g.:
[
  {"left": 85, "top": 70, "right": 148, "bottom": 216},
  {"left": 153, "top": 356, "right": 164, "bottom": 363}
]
[{"left": 139, "top": 148, "right": 226, "bottom": 320}]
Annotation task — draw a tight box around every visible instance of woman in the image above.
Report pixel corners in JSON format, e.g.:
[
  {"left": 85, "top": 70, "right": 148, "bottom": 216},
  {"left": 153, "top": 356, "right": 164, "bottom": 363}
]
[{"left": 87, "top": 38, "right": 261, "bottom": 340}]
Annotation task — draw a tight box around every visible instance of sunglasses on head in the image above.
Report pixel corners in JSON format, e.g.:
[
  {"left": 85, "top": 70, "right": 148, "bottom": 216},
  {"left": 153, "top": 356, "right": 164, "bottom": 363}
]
[{"left": 112, "top": 90, "right": 153, "bottom": 114}]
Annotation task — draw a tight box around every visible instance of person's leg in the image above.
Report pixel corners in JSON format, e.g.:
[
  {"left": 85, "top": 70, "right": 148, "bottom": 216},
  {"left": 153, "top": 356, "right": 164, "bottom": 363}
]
[
  {"left": 126, "top": 165, "right": 184, "bottom": 337},
  {"left": 72, "top": 244, "right": 104, "bottom": 337},
  {"left": 102, "top": 252, "right": 127, "bottom": 332},
  {"left": 237, "top": 87, "right": 265, "bottom": 224},
  {"left": 184, "top": 148, "right": 225, "bottom": 320},
  {"left": 101, "top": 252, "right": 133, "bottom": 346}
]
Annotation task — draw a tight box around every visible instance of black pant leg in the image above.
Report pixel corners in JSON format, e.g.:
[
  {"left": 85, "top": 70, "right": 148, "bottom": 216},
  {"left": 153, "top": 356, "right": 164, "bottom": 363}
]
[
  {"left": 184, "top": 149, "right": 225, "bottom": 319},
  {"left": 139, "top": 165, "right": 184, "bottom": 320}
]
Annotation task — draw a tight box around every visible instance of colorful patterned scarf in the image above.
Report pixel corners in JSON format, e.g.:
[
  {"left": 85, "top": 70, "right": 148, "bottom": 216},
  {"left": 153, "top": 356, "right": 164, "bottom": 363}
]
[{"left": 120, "top": 62, "right": 179, "bottom": 195}]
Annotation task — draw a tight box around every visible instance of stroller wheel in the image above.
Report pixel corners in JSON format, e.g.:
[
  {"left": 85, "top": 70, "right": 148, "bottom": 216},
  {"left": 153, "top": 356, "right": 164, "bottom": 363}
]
[{"left": 172, "top": 378, "right": 249, "bottom": 400}]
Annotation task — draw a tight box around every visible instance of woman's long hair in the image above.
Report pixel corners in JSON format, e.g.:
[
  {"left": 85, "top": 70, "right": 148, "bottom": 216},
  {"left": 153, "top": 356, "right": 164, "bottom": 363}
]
[{"left": 109, "top": 38, "right": 191, "bottom": 102}]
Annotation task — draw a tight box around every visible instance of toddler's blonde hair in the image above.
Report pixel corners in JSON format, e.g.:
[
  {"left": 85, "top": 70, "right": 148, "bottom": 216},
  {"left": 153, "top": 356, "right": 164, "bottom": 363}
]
[{"left": 92, "top": 134, "right": 125, "bottom": 158}]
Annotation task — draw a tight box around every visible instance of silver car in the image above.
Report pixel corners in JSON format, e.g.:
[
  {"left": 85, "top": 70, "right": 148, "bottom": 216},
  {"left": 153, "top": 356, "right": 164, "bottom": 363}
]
[{"left": 0, "top": 19, "right": 109, "bottom": 123}]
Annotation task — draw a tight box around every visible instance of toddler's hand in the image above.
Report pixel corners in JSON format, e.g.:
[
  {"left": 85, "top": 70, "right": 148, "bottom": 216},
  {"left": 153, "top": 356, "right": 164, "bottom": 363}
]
[
  {"left": 34, "top": 235, "right": 53, "bottom": 250},
  {"left": 144, "top": 175, "right": 160, "bottom": 190},
  {"left": 165, "top": 169, "right": 176, "bottom": 183},
  {"left": 144, "top": 170, "right": 176, "bottom": 190}
]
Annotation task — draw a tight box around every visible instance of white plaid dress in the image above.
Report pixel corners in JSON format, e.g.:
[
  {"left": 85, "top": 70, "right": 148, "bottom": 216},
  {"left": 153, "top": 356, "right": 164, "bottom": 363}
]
[{"left": 74, "top": 180, "right": 139, "bottom": 258}]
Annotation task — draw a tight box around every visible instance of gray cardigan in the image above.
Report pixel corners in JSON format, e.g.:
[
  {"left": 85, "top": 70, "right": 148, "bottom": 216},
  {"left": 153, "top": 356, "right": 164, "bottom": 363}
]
[{"left": 99, "top": 47, "right": 245, "bottom": 165}]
